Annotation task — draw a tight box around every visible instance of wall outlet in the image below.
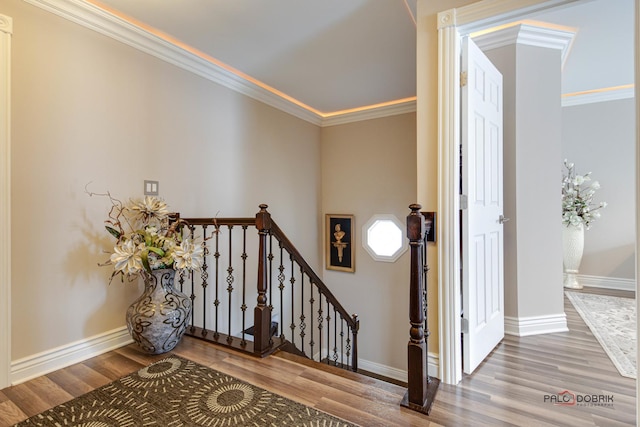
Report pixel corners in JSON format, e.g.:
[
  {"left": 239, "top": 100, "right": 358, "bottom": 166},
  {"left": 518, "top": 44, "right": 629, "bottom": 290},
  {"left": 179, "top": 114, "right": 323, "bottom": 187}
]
[{"left": 144, "top": 180, "right": 159, "bottom": 196}]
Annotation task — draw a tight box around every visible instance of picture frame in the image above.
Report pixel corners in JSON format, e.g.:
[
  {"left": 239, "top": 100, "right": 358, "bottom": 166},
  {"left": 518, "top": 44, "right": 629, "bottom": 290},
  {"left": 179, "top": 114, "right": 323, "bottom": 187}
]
[{"left": 325, "top": 214, "right": 355, "bottom": 272}]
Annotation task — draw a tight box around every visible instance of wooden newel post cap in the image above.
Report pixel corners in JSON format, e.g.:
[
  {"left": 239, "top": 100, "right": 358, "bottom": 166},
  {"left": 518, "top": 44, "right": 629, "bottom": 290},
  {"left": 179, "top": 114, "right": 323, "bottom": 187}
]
[
  {"left": 256, "top": 204, "right": 271, "bottom": 230},
  {"left": 407, "top": 204, "right": 425, "bottom": 241}
]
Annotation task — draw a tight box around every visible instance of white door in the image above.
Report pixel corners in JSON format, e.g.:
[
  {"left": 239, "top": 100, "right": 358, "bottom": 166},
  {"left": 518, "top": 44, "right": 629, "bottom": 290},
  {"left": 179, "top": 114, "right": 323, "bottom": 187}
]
[{"left": 461, "top": 36, "right": 505, "bottom": 375}]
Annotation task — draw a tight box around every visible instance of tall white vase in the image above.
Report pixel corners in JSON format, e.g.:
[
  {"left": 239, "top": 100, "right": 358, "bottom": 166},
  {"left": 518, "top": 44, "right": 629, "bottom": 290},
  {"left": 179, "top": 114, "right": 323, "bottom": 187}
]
[{"left": 562, "top": 223, "right": 584, "bottom": 289}]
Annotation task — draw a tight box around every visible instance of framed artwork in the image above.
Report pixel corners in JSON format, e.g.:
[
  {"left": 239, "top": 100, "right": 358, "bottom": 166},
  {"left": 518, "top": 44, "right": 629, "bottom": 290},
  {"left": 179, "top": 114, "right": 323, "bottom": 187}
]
[{"left": 325, "top": 214, "right": 355, "bottom": 272}]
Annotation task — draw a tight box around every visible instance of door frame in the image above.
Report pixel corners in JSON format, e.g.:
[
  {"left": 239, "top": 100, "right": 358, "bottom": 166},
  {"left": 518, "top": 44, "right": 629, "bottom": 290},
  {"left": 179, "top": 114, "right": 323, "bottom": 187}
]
[
  {"left": 436, "top": 0, "right": 583, "bottom": 385},
  {"left": 0, "top": 13, "right": 12, "bottom": 389}
]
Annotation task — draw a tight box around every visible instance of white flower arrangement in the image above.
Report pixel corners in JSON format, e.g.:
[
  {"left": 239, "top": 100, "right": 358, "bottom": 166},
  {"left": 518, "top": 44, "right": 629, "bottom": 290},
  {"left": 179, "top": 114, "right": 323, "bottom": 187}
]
[
  {"left": 562, "top": 159, "right": 606, "bottom": 229},
  {"left": 91, "top": 190, "right": 204, "bottom": 282}
]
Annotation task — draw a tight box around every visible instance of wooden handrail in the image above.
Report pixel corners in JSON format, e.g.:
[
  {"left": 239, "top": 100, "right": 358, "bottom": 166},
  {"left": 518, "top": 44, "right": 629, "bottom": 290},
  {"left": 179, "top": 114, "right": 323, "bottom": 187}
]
[
  {"left": 270, "top": 219, "right": 359, "bottom": 370},
  {"left": 179, "top": 205, "right": 359, "bottom": 370},
  {"left": 270, "top": 221, "right": 359, "bottom": 331}
]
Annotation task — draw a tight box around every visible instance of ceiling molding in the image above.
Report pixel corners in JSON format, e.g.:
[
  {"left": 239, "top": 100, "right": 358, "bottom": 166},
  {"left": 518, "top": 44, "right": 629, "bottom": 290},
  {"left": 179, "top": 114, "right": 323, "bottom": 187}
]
[
  {"left": 24, "top": 0, "right": 417, "bottom": 127},
  {"left": 24, "top": 0, "right": 327, "bottom": 125},
  {"left": 472, "top": 23, "right": 575, "bottom": 67},
  {"left": 562, "top": 85, "right": 635, "bottom": 107},
  {"left": 322, "top": 100, "right": 416, "bottom": 127}
]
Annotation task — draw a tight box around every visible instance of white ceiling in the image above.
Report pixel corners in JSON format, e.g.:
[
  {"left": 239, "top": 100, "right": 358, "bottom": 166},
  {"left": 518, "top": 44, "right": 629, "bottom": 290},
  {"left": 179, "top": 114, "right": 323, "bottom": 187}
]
[{"left": 91, "top": 0, "right": 633, "bottom": 116}]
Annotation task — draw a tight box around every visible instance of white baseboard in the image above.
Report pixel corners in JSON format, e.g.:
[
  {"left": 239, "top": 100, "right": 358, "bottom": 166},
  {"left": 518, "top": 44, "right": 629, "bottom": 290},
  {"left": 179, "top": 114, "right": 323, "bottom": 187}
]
[
  {"left": 312, "top": 348, "right": 439, "bottom": 384},
  {"left": 358, "top": 353, "right": 439, "bottom": 384},
  {"left": 575, "top": 274, "right": 636, "bottom": 292},
  {"left": 10, "top": 326, "right": 132, "bottom": 385},
  {"left": 504, "top": 314, "right": 568, "bottom": 337}
]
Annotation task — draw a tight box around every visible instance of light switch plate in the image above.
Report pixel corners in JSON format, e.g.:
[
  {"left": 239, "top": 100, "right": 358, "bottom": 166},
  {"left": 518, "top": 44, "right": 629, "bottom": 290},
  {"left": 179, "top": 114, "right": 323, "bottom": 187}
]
[{"left": 144, "top": 180, "right": 159, "bottom": 196}]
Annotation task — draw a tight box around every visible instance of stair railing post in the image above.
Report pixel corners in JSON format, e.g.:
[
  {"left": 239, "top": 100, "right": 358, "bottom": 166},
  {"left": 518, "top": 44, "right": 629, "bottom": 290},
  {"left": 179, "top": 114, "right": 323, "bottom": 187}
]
[
  {"left": 402, "top": 204, "right": 439, "bottom": 414},
  {"left": 254, "top": 204, "right": 272, "bottom": 356}
]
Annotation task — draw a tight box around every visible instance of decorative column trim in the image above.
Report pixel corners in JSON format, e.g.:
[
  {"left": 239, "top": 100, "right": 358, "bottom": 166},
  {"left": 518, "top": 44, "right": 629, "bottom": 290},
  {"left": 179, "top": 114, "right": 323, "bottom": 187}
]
[
  {"left": 472, "top": 23, "right": 576, "bottom": 67},
  {"left": 0, "top": 13, "right": 12, "bottom": 389},
  {"left": 436, "top": 9, "right": 462, "bottom": 386}
]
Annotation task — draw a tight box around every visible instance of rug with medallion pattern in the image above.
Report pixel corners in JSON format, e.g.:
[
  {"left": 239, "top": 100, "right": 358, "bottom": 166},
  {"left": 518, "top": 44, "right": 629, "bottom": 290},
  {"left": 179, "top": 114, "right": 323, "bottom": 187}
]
[{"left": 15, "top": 356, "right": 357, "bottom": 426}]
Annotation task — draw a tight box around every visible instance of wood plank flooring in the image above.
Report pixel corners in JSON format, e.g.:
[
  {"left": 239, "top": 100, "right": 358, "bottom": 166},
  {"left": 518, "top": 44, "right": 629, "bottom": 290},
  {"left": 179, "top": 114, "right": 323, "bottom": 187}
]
[{"left": 0, "top": 289, "right": 635, "bottom": 426}]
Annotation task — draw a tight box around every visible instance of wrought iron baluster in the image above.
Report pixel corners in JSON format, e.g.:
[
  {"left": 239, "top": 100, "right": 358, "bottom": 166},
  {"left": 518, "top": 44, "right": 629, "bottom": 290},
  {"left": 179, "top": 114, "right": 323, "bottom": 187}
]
[
  {"left": 268, "top": 233, "right": 274, "bottom": 321},
  {"left": 200, "top": 225, "right": 209, "bottom": 338},
  {"left": 340, "top": 317, "right": 345, "bottom": 368},
  {"left": 290, "top": 254, "right": 296, "bottom": 344},
  {"left": 350, "top": 314, "right": 358, "bottom": 371},
  {"left": 309, "top": 280, "right": 314, "bottom": 360},
  {"left": 240, "top": 225, "right": 248, "bottom": 347},
  {"left": 226, "top": 225, "right": 234, "bottom": 344},
  {"left": 214, "top": 224, "right": 220, "bottom": 340},
  {"left": 332, "top": 306, "right": 338, "bottom": 365},
  {"left": 299, "top": 269, "right": 306, "bottom": 356},
  {"left": 189, "top": 226, "right": 196, "bottom": 333},
  {"left": 317, "top": 291, "right": 323, "bottom": 362},
  {"left": 278, "top": 243, "right": 285, "bottom": 340},
  {"left": 326, "top": 299, "right": 331, "bottom": 365}
]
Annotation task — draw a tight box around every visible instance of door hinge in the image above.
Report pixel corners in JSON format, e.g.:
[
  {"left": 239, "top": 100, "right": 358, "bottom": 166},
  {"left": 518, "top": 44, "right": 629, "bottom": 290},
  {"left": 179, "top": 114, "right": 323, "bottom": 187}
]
[
  {"left": 460, "top": 194, "right": 468, "bottom": 210},
  {"left": 461, "top": 317, "right": 469, "bottom": 334},
  {"left": 460, "top": 71, "right": 468, "bottom": 87}
]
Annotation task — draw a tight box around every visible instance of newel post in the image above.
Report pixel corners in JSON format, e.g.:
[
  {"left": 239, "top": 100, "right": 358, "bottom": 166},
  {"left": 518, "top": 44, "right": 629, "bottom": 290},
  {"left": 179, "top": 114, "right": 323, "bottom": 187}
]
[
  {"left": 401, "top": 204, "right": 439, "bottom": 414},
  {"left": 254, "top": 204, "right": 272, "bottom": 356}
]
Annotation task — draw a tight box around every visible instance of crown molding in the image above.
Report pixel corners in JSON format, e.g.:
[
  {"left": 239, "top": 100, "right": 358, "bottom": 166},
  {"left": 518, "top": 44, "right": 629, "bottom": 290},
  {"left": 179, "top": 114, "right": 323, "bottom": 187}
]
[
  {"left": 24, "top": 0, "right": 415, "bottom": 127},
  {"left": 24, "top": 0, "right": 325, "bottom": 125},
  {"left": 562, "top": 86, "right": 635, "bottom": 107},
  {"left": 472, "top": 23, "right": 575, "bottom": 67},
  {"left": 322, "top": 100, "right": 416, "bottom": 127}
]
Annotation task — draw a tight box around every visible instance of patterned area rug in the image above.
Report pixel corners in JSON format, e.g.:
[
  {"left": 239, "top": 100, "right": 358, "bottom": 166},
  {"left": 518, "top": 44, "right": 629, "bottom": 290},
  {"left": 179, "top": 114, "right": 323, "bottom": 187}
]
[
  {"left": 15, "top": 356, "right": 358, "bottom": 426},
  {"left": 566, "top": 291, "right": 636, "bottom": 379}
]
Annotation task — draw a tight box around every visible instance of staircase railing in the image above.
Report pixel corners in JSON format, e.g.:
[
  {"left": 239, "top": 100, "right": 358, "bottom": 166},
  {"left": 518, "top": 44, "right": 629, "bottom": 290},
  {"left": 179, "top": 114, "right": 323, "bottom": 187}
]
[{"left": 176, "top": 204, "right": 359, "bottom": 371}]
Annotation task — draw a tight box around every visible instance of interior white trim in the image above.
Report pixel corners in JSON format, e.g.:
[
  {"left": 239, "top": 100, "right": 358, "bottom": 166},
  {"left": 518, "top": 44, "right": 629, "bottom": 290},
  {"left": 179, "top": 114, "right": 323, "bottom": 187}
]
[
  {"left": 10, "top": 327, "right": 132, "bottom": 386},
  {"left": 504, "top": 314, "right": 568, "bottom": 337},
  {"left": 322, "top": 100, "right": 416, "bottom": 127},
  {"left": 0, "top": 13, "right": 12, "bottom": 390},
  {"left": 562, "top": 86, "right": 635, "bottom": 106},
  {"left": 574, "top": 274, "right": 636, "bottom": 292},
  {"left": 357, "top": 353, "right": 439, "bottom": 384},
  {"left": 472, "top": 23, "right": 576, "bottom": 68},
  {"left": 436, "top": 11, "right": 462, "bottom": 386},
  {"left": 24, "top": 0, "right": 324, "bottom": 125},
  {"left": 436, "top": 0, "right": 582, "bottom": 386}
]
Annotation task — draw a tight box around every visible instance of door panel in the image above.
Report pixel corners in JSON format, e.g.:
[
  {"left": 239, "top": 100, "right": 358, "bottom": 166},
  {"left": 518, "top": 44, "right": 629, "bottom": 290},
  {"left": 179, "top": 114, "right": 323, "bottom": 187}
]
[{"left": 462, "top": 36, "right": 505, "bottom": 375}]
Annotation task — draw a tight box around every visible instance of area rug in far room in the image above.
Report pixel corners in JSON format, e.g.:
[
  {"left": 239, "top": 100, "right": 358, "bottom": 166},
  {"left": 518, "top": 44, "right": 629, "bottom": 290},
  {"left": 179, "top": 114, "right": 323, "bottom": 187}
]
[
  {"left": 15, "top": 356, "right": 358, "bottom": 427},
  {"left": 565, "top": 291, "right": 636, "bottom": 379}
]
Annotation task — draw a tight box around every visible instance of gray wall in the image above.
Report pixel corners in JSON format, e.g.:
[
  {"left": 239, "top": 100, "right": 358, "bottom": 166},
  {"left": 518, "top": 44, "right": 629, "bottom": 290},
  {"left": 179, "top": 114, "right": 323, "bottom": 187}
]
[
  {"left": 561, "top": 98, "right": 636, "bottom": 280},
  {"left": 485, "top": 41, "right": 565, "bottom": 324}
]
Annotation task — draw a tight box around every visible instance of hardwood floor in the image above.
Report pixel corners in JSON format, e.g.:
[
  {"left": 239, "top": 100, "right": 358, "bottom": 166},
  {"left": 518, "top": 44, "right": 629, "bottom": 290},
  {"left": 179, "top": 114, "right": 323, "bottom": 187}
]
[{"left": 0, "top": 290, "right": 635, "bottom": 426}]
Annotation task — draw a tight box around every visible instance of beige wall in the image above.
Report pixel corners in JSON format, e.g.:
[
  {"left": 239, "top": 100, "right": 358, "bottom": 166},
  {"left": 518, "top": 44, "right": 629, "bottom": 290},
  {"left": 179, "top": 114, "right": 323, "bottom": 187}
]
[
  {"left": 321, "top": 113, "right": 418, "bottom": 371},
  {"left": 7, "top": 0, "right": 321, "bottom": 360}
]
